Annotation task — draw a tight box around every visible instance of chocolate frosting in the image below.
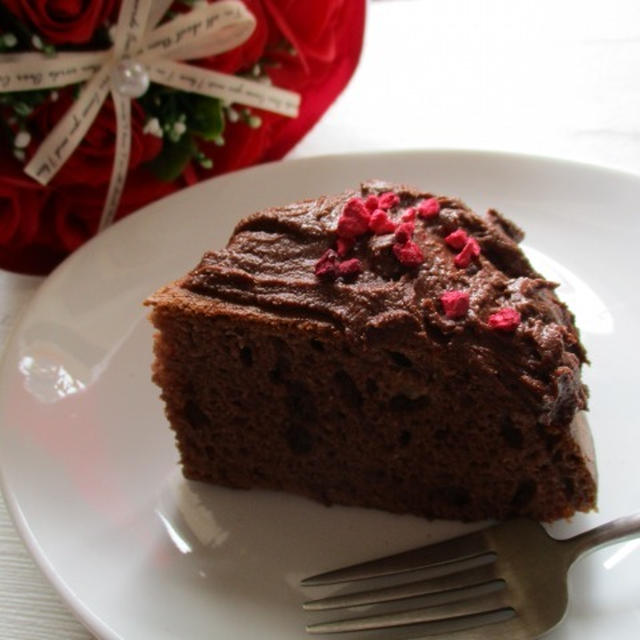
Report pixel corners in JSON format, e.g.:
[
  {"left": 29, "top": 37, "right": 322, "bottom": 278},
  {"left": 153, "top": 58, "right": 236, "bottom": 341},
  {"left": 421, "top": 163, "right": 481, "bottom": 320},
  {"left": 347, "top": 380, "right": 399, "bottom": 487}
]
[{"left": 181, "top": 180, "right": 588, "bottom": 423}]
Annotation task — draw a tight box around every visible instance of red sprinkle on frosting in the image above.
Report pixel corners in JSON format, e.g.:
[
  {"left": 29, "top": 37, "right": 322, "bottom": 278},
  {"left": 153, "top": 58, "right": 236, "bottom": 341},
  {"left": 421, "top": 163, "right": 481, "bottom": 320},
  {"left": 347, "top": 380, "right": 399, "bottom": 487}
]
[
  {"left": 364, "top": 195, "right": 379, "bottom": 212},
  {"left": 378, "top": 191, "right": 400, "bottom": 210},
  {"left": 417, "top": 197, "right": 440, "bottom": 219},
  {"left": 488, "top": 308, "right": 521, "bottom": 331},
  {"left": 454, "top": 237, "right": 481, "bottom": 268},
  {"left": 393, "top": 240, "right": 424, "bottom": 267},
  {"left": 315, "top": 249, "right": 339, "bottom": 280},
  {"left": 444, "top": 228, "right": 468, "bottom": 250},
  {"left": 337, "top": 198, "right": 371, "bottom": 238},
  {"left": 337, "top": 258, "right": 362, "bottom": 277},
  {"left": 489, "top": 307, "right": 522, "bottom": 331},
  {"left": 440, "top": 291, "right": 470, "bottom": 319},
  {"left": 369, "top": 209, "right": 397, "bottom": 234},
  {"left": 394, "top": 221, "right": 415, "bottom": 244},
  {"left": 401, "top": 207, "right": 416, "bottom": 222},
  {"left": 315, "top": 250, "right": 362, "bottom": 281},
  {"left": 336, "top": 236, "right": 355, "bottom": 257}
]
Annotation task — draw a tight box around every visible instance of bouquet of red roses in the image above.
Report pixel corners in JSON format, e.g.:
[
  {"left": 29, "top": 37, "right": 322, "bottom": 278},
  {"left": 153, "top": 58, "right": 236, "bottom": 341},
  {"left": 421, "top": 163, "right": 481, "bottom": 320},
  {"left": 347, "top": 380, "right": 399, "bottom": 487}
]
[{"left": 0, "top": 0, "right": 365, "bottom": 274}]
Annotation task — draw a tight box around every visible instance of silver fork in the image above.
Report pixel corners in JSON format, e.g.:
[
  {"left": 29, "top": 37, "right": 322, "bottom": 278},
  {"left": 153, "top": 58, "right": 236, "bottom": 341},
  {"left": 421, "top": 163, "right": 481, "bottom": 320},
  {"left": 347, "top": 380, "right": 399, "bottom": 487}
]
[{"left": 301, "top": 514, "right": 640, "bottom": 639}]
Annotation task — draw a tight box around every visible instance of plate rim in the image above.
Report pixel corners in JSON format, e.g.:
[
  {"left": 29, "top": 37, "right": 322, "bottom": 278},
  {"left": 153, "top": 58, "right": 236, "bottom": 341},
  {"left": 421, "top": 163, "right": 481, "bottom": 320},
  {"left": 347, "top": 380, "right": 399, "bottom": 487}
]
[{"left": 2, "top": 147, "right": 640, "bottom": 640}]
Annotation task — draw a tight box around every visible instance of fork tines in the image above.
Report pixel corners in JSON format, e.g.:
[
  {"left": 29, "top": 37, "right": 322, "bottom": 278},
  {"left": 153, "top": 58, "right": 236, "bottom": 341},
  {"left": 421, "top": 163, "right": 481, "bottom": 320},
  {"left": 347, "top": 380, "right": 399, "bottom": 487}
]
[
  {"left": 302, "top": 527, "right": 495, "bottom": 587},
  {"left": 302, "top": 525, "right": 515, "bottom": 636}
]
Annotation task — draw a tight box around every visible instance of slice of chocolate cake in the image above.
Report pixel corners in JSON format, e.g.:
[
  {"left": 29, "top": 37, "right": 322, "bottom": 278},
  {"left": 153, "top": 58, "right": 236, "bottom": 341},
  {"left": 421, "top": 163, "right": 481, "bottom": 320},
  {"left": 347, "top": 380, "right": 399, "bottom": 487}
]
[{"left": 146, "top": 181, "right": 597, "bottom": 522}]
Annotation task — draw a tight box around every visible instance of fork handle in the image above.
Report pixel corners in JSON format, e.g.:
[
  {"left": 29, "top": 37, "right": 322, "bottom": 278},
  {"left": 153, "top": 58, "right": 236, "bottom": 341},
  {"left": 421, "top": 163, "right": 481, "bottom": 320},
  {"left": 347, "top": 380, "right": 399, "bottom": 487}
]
[{"left": 563, "top": 512, "right": 640, "bottom": 565}]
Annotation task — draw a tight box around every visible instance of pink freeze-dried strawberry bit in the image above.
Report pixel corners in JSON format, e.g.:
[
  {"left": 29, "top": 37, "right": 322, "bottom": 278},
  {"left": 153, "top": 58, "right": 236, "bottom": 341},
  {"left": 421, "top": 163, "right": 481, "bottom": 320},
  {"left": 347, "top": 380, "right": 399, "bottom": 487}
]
[
  {"left": 337, "top": 258, "right": 362, "bottom": 277},
  {"left": 337, "top": 198, "right": 371, "bottom": 238},
  {"left": 401, "top": 207, "right": 416, "bottom": 222},
  {"left": 440, "top": 290, "right": 470, "bottom": 319},
  {"left": 444, "top": 228, "right": 468, "bottom": 250},
  {"left": 488, "top": 307, "right": 521, "bottom": 331},
  {"left": 417, "top": 197, "right": 440, "bottom": 219},
  {"left": 378, "top": 191, "right": 400, "bottom": 210},
  {"left": 454, "top": 237, "right": 481, "bottom": 268},
  {"left": 364, "top": 195, "right": 379, "bottom": 212},
  {"left": 393, "top": 240, "right": 424, "bottom": 267},
  {"left": 369, "top": 209, "right": 396, "bottom": 234},
  {"left": 315, "top": 249, "right": 339, "bottom": 280},
  {"left": 336, "top": 236, "right": 355, "bottom": 257},
  {"left": 394, "top": 221, "right": 415, "bottom": 244}
]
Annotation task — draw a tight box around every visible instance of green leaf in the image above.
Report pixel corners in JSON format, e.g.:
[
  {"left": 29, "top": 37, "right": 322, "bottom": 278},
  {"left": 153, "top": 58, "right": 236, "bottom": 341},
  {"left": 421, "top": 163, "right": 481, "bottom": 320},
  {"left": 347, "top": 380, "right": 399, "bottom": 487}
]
[
  {"left": 188, "top": 95, "right": 224, "bottom": 141},
  {"left": 147, "top": 133, "right": 197, "bottom": 182},
  {"left": 13, "top": 102, "right": 32, "bottom": 117}
]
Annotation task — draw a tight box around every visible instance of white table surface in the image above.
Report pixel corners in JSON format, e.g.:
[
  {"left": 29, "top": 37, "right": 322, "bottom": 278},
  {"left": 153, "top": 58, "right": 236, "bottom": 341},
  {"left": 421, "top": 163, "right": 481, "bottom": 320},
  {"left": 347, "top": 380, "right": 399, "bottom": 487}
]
[{"left": 2, "top": 0, "right": 640, "bottom": 637}]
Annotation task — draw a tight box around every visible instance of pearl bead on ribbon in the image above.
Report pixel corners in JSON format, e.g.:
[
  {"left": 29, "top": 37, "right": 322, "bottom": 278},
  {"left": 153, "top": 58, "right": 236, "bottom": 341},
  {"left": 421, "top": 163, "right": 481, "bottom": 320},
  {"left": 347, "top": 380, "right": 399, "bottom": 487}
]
[{"left": 112, "top": 60, "right": 151, "bottom": 99}]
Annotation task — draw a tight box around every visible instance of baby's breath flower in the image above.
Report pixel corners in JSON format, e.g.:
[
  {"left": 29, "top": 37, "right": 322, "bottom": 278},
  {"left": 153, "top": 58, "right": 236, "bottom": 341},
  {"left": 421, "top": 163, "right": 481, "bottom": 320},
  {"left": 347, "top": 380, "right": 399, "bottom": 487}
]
[
  {"left": 14, "top": 131, "right": 31, "bottom": 149},
  {"left": 2, "top": 33, "right": 17, "bottom": 48},
  {"left": 226, "top": 107, "right": 239, "bottom": 123},
  {"left": 143, "top": 117, "right": 163, "bottom": 138},
  {"left": 168, "top": 118, "right": 187, "bottom": 142}
]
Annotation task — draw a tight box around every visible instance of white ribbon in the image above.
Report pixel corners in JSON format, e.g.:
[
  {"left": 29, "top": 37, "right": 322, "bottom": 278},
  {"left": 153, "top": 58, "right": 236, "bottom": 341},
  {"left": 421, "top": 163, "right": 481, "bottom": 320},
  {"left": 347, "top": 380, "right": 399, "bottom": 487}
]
[{"left": 0, "top": 0, "right": 301, "bottom": 231}]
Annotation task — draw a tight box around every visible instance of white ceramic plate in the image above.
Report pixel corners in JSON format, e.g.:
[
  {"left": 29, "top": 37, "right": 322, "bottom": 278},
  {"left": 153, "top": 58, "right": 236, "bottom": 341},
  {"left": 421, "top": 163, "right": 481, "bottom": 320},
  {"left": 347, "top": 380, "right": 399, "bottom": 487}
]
[{"left": 1, "top": 151, "right": 639, "bottom": 640}]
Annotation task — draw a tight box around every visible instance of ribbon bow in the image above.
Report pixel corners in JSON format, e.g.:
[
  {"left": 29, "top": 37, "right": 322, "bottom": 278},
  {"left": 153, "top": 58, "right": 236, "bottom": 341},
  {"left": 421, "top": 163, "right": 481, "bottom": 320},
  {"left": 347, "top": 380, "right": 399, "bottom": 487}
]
[{"left": 0, "top": 0, "right": 300, "bottom": 231}]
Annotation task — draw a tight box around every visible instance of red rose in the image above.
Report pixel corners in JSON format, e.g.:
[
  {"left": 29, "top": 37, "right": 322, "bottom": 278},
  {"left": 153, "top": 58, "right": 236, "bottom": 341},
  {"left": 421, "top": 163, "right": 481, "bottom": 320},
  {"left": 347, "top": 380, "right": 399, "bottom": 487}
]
[
  {"left": 0, "top": 153, "right": 48, "bottom": 248},
  {"left": 50, "top": 167, "right": 180, "bottom": 253},
  {"left": 2, "top": 0, "right": 117, "bottom": 45},
  {"left": 2, "top": 0, "right": 117, "bottom": 46},
  {"left": 30, "top": 90, "right": 163, "bottom": 187},
  {"left": 0, "top": 151, "right": 55, "bottom": 274},
  {"left": 0, "top": 151, "right": 178, "bottom": 274}
]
